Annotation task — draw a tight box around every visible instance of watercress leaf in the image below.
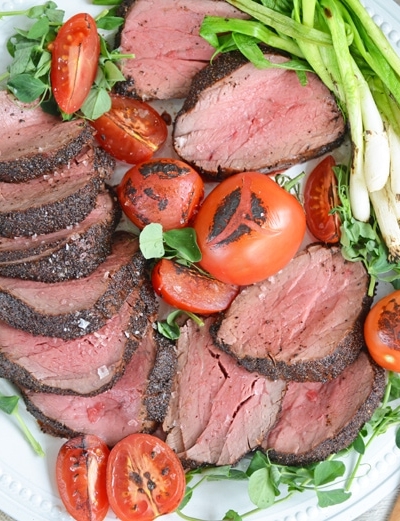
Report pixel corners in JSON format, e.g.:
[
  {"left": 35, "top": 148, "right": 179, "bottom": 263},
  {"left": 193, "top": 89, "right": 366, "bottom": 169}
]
[
  {"left": 9, "top": 45, "right": 35, "bottom": 76},
  {"left": 314, "top": 460, "right": 345, "bottom": 486},
  {"left": 34, "top": 50, "right": 52, "bottom": 78},
  {"left": 178, "top": 486, "right": 193, "bottom": 510},
  {"left": 80, "top": 86, "right": 111, "bottom": 119},
  {"left": 8, "top": 73, "right": 47, "bottom": 101},
  {"left": 0, "top": 394, "right": 19, "bottom": 415},
  {"left": 27, "top": 17, "right": 49, "bottom": 39},
  {"left": 223, "top": 510, "right": 243, "bottom": 521},
  {"left": 157, "top": 320, "right": 180, "bottom": 340},
  {"left": 103, "top": 60, "right": 126, "bottom": 83},
  {"left": 246, "top": 450, "right": 270, "bottom": 476},
  {"left": 163, "top": 228, "right": 202, "bottom": 262},
  {"left": 96, "top": 15, "right": 124, "bottom": 30},
  {"left": 316, "top": 488, "right": 351, "bottom": 508},
  {"left": 45, "top": 7, "right": 64, "bottom": 25},
  {"left": 248, "top": 467, "right": 276, "bottom": 509},
  {"left": 140, "top": 223, "right": 165, "bottom": 259},
  {"left": 396, "top": 427, "right": 400, "bottom": 449},
  {"left": 352, "top": 432, "right": 366, "bottom": 455},
  {"left": 93, "top": 0, "right": 122, "bottom": 4}
]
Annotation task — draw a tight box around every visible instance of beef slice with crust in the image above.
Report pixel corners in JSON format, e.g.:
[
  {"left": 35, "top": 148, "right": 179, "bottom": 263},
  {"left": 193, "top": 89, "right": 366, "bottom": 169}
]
[
  {"left": 173, "top": 50, "right": 346, "bottom": 179},
  {"left": 263, "top": 350, "right": 386, "bottom": 466},
  {"left": 0, "top": 90, "right": 95, "bottom": 182},
  {"left": 0, "top": 189, "right": 120, "bottom": 282},
  {"left": 20, "top": 327, "right": 176, "bottom": 446},
  {"left": 211, "top": 244, "right": 372, "bottom": 382},
  {"left": 115, "top": 0, "right": 248, "bottom": 100},
  {"left": 163, "top": 318, "right": 286, "bottom": 468},
  {"left": 0, "top": 232, "right": 146, "bottom": 339},
  {"left": 0, "top": 274, "right": 157, "bottom": 396},
  {"left": 0, "top": 146, "right": 115, "bottom": 238}
]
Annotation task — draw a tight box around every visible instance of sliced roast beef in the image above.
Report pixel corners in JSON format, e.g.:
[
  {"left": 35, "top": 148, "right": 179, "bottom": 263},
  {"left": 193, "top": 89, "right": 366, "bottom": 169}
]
[
  {"left": 0, "top": 146, "right": 115, "bottom": 238},
  {"left": 263, "top": 351, "right": 386, "bottom": 466},
  {"left": 115, "top": 0, "right": 248, "bottom": 100},
  {"left": 163, "top": 318, "right": 286, "bottom": 468},
  {"left": 20, "top": 327, "right": 176, "bottom": 446},
  {"left": 0, "top": 189, "right": 120, "bottom": 282},
  {"left": 211, "top": 244, "right": 372, "bottom": 382},
  {"left": 173, "top": 50, "right": 346, "bottom": 179},
  {"left": 0, "top": 270, "right": 157, "bottom": 396},
  {"left": 0, "top": 90, "right": 95, "bottom": 182},
  {"left": 0, "top": 232, "right": 147, "bottom": 339}
]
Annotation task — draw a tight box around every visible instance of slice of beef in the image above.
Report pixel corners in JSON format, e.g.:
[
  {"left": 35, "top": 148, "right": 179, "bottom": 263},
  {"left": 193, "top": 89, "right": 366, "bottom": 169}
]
[
  {"left": 0, "top": 146, "right": 115, "bottom": 238},
  {"left": 0, "top": 232, "right": 146, "bottom": 339},
  {"left": 163, "top": 318, "right": 286, "bottom": 468},
  {"left": 0, "top": 91, "right": 95, "bottom": 182},
  {"left": 0, "top": 189, "right": 121, "bottom": 282},
  {"left": 0, "top": 270, "right": 157, "bottom": 396},
  {"left": 115, "top": 0, "right": 248, "bottom": 100},
  {"left": 211, "top": 244, "right": 372, "bottom": 382},
  {"left": 263, "top": 351, "right": 386, "bottom": 466},
  {"left": 20, "top": 327, "right": 176, "bottom": 446},
  {"left": 173, "top": 50, "right": 346, "bottom": 179}
]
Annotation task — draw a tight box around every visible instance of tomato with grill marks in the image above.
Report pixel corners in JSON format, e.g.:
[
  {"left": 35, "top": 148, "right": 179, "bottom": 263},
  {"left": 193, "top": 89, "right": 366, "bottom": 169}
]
[
  {"left": 364, "top": 290, "right": 400, "bottom": 372},
  {"left": 193, "top": 171, "right": 306, "bottom": 286}
]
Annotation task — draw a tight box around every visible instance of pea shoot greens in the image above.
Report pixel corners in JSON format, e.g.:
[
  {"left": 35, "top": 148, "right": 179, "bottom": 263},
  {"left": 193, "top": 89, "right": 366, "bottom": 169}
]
[{"left": 0, "top": 0, "right": 130, "bottom": 119}]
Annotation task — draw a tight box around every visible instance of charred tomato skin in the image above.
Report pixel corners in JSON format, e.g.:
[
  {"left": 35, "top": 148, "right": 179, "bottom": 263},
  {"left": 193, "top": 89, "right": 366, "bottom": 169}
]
[
  {"left": 364, "top": 290, "right": 400, "bottom": 372},
  {"left": 56, "top": 434, "right": 110, "bottom": 521},
  {"left": 50, "top": 13, "right": 100, "bottom": 115},
  {"left": 117, "top": 158, "right": 204, "bottom": 230},
  {"left": 152, "top": 257, "right": 239, "bottom": 314},
  {"left": 90, "top": 95, "right": 168, "bottom": 164},
  {"left": 304, "top": 155, "right": 341, "bottom": 244},
  {"left": 106, "top": 433, "right": 186, "bottom": 521},
  {"left": 193, "top": 171, "right": 306, "bottom": 286}
]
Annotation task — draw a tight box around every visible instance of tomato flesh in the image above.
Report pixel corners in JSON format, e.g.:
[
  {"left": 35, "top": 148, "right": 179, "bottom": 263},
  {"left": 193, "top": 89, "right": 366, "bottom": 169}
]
[
  {"left": 106, "top": 433, "right": 186, "bottom": 521},
  {"left": 56, "top": 434, "right": 110, "bottom": 521},
  {"left": 91, "top": 96, "right": 168, "bottom": 164},
  {"left": 50, "top": 13, "right": 100, "bottom": 114},
  {"left": 304, "top": 155, "right": 341, "bottom": 244},
  {"left": 152, "top": 258, "right": 239, "bottom": 314},
  {"left": 193, "top": 171, "right": 306, "bottom": 286},
  {"left": 364, "top": 290, "right": 400, "bottom": 372},
  {"left": 117, "top": 158, "right": 204, "bottom": 230}
]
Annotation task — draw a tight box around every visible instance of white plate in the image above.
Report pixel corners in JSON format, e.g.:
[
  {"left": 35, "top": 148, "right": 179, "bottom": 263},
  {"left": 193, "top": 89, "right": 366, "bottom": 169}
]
[{"left": 1, "top": 1, "right": 400, "bottom": 520}]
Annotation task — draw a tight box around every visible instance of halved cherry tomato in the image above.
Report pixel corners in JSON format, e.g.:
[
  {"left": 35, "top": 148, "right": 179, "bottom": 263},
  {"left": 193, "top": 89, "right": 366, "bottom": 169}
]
[
  {"left": 364, "top": 290, "right": 400, "bottom": 372},
  {"left": 303, "top": 155, "right": 341, "bottom": 244},
  {"left": 117, "top": 158, "right": 204, "bottom": 230},
  {"left": 50, "top": 13, "right": 100, "bottom": 114},
  {"left": 193, "top": 171, "right": 306, "bottom": 286},
  {"left": 152, "top": 258, "right": 239, "bottom": 314},
  {"left": 56, "top": 434, "right": 110, "bottom": 521},
  {"left": 106, "top": 433, "right": 186, "bottom": 521},
  {"left": 91, "top": 95, "right": 168, "bottom": 164}
]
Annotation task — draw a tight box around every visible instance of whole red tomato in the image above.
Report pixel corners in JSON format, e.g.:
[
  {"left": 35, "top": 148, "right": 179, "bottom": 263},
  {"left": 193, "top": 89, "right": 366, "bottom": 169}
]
[
  {"left": 91, "top": 95, "right": 168, "bottom": 164},
  {"left": 117, "top": 158, "right": 204, "bottom": 230},
  {"left": 364, "top": 290, "right": 400, "bottom": 372},
  {"left": 50, "top": 13, "right": 100, "bottom": 114},
  {"left": 193, "top": 171, "right": 306, "bottom": 285},
  {"left": 304, "top": 155, "right": 341, "bottom": 244}
]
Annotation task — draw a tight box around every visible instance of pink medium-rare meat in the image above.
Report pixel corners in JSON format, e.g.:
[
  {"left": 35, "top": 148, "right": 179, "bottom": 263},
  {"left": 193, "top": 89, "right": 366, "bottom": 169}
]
[
  {"left": 0, "top": 146, "right": 114, "bottom": 238},
  {"left": 263, "top": 351, "right": 386, "bottom": 466},
  {"left": 173, "top": 50, "right": 346, "bottom": 178},
  {"left": 163, "top": 318, "right": 286, "bottom": 467},
  {"left": 0, "top": 189, "right": 120, "bottom": 282},
  {"left": 21, "top": 327, "right": 177, "bottom": 446},
  {"left": 211, "top": 244, "right": 372, "bottom": 382},
  {"left": 0, "top": 232, "right": 148, "bottom": 339},
  {"left": 116, "top": 0, "right": 248, "bottom": 100},
  {"left": 0, "top": 90, "right": 95, "bottom": 182},
  {"left": 0, "top": 276, "right": 156, "bottom": 396}
]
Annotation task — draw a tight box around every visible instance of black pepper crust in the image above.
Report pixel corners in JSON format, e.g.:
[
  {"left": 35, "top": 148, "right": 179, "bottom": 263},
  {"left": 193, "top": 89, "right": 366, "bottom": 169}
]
[
  {"left": 0, "top": 121, "right": 95, "bottom": 183},
  {"left": 0, "top": 147, "right": 115, "bottom": 238},
  {"left": 0, "top": 189, "right": 121, "bottom": 282}
]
